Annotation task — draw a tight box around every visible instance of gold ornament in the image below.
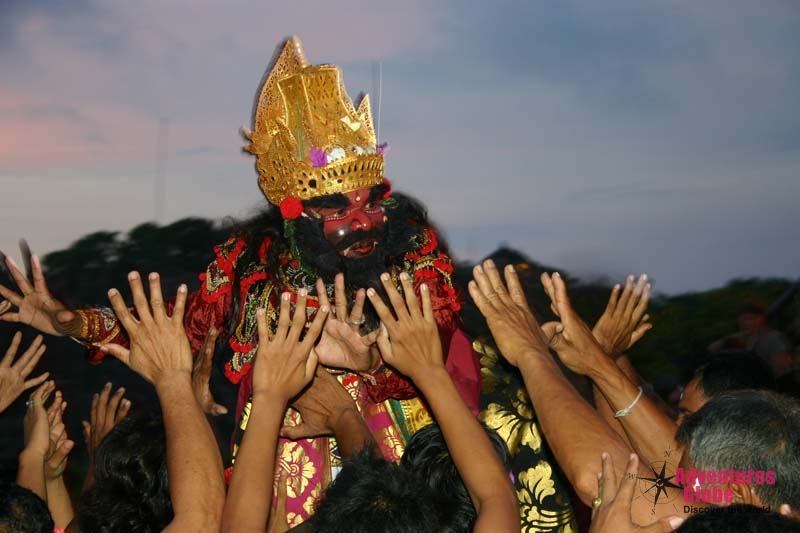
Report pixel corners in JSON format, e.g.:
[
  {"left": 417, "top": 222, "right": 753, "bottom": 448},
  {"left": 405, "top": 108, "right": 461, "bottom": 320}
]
[{"left": 245, "top": 36, "right": 384, "bottom": 206}]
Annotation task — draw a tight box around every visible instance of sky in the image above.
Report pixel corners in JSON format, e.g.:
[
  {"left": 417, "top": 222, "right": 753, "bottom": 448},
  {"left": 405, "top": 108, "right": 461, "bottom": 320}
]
[{"left": 1, "top": 0, "right": 798, "bottom": 295}]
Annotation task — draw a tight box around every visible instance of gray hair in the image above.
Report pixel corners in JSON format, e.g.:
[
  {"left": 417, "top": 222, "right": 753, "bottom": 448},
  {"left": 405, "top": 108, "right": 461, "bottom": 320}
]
[{"left": 675, "top": 390, "right": 800, "bottom": 509}]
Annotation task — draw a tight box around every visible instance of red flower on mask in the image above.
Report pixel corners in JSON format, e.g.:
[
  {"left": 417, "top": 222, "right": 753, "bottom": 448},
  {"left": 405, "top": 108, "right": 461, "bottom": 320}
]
[
  {"left": 280, "top": 196, "right": 304, "bottom": 219},
  {"left": 381, "top": 178, "right": 392, "bottom": 199}
]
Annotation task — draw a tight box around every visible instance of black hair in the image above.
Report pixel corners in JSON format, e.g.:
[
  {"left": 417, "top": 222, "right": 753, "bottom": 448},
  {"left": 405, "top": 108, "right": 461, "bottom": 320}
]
[
  {"left": 78, "top": 410, "right": 173, "bottom": 532},
  {"left": 693, "top": 352, "right": 776, "bottom": 399},
  {"left": 312, "top": 447, "right": 440, "bottom": 533},
  {"left": 676, "top": 391, "right": 800, "bottom": 510},
  {"left": 677, "top": 505, "right": 800, "bottom": 532},
  {"left": 0, "top": 481, "right": 54, "bottom": 533},
  {"left": 400, "top": 423, "right": 511, "bottom": 533}
]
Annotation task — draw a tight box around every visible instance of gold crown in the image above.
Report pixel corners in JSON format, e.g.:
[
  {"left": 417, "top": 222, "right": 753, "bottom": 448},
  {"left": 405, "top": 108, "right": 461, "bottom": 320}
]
[{"left": 245, "top": 37, "right": 384, "bottom": 207}]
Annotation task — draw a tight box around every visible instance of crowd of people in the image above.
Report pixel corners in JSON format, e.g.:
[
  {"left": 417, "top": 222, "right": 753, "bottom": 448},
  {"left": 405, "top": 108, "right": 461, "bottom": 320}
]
[{"left": 1, "top": 36, "right": 798, "bottom": 532}]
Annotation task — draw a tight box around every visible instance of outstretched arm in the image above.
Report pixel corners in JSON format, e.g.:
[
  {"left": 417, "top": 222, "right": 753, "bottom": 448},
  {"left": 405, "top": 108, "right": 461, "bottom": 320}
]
[
  {"left": 468, "top": 261, "right": 631, "bottom": 505},
  {"left": 369, "top": 271, "right": 519, "bottom": 533},
  {"left": 104, "top": 272, "right": 225, "bottom": 532},
  {"left": 0, "top": 332, "right": 49, "bottom": 413}
]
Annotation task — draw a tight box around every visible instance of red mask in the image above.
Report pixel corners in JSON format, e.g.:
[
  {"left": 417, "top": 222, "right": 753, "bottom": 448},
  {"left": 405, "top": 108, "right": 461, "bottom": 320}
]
[{"left": 304, "top": 189, "right": 386, "bottom": 258}]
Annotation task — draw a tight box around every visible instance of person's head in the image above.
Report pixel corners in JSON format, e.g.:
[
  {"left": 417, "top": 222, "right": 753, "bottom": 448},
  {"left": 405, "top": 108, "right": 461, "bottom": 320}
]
[
  {"left": 312, "top": 447, "right": 440, "bottom": 533},
  {"left": 675, "top": 390, "right": 800, "bottom": 516},
  {"left": 677, "top": 353, "right": 776, "bottom": 425},
  {"left": 400, "top": 423, "right": 511, "bottom": 532},
  {"left": 0, "top": 481, "right": 54, "bottom": 533},
  {"left": 738, "top": 302, "right": 768, "bottom": 332},
  {"left": 676, "top": 505, "right": 800, "bottom": 532},
  {"left": 78, "top": 410, "right": 173, "bottom": 532}
]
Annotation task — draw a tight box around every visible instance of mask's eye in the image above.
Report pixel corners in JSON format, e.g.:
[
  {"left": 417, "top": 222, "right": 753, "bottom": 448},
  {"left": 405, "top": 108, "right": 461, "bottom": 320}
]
[
  {"left": 364, "top": 201, "right": 381, "bottom": 210},
  {"left": 333, "top": 208, "right": 350, "bottom": 218}
]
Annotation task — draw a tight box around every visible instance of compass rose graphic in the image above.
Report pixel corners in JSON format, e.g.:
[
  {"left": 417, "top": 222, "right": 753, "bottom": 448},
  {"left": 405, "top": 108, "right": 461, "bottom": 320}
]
[{"left": 637, "top": 460, "right": 681, "bottom": 507}]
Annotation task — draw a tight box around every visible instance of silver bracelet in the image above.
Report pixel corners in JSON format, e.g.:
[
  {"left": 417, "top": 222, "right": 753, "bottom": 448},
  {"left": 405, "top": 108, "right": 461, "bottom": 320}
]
[{"left": 614, "top": 386, "right": 643, "bottom": 418}]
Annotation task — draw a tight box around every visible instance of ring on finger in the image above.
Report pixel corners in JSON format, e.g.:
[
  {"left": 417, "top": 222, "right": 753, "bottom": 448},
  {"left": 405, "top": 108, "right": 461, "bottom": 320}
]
[
  {"left": 26, "top": 399, "right": 37, "bottom": 408},
  {"left": 347, "top": 316, "right": 366, "bottom": 327},
  {"left": 591, "top": 497, "right": 602, "bottom": 509}
]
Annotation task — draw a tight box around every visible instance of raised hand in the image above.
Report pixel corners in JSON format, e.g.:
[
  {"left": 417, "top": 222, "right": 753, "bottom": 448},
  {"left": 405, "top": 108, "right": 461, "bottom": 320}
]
[
  {"left": 0, "top": 243, "right": 84, "bottom": 337},
  {"left": 102, "top": 272, "right": 192, "bottom": 385},
  {"left": 314, "top": 274, "right": 378, "bottom": 371},
  {"left": 592, "top": 274, "right": 652, "bottom": 357},
  {"left": 540, "top": 272, "right": 609, "bottom": 376},
  {"left": 81, "top": 382, "right": 130, "bottom": 492},
  {"left": 23, "top": 380, "right": 56, "bottom": 459},
  {"left": 367, "top": 271, "right": 442, "bottom": 382},
  {"left": 251, "top": 289, "right": 328, "bottom": 402},
  {"left": 0, "top": 332, "right": 49, "bottom": 412},
  {"left": 280, "top": 366, "right": 356, "bottom": 440},
  {"left": 192, "top": 328, "right": 228, "bottom": 416},
  {"left": 45, "top": 390, "right": 74, "bottom": 480},
  {"left": 588, "top": 453, "right": 683, "bottom": 533},
  {"left": 467, "top": 260, "right": 554, "bottom": 367}
]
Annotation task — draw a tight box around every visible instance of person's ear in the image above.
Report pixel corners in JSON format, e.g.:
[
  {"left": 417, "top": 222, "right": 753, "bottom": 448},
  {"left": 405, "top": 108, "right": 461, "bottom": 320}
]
[{"left": 729, "top": 483, "right": 759, "bottom": 506}]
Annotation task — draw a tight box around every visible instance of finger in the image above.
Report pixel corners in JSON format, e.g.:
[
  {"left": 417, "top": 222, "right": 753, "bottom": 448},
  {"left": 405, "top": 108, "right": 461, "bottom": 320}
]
[
  {"left": 644, "top": 516, "right": 685, "bottom": 532},
  {"left": 147, "top": 273, "right": 167, "bottom": 323},
  {"left": 47, "top": 391, "right": 63, "bottom": 424},
  {"left": 96, "top": 383, "right": 112, "bottom": 426},
  {"left": 82, "top": 421, "right": 91, "bottom": 444},
  {"left": 612, "top": 454, "right": 641, "bottom": 518},
  {"left": 1, "top": 331, "right": 22, "bottom": 367},
  {"left": 629, "top": 322, "right": 653, "bottom": 347},
  {"left": 316, "top": 278, "right": 331, "bottom": 312},
  {"left": 20, "top": 341, "right": 46, "bottom": 377},
  {"left": 349, "top": 288, "right": 366, "bottom": 325},
  {"left": 375, "top": 322, "right": 393, "bottom": 361},
  {"left": 172, "top": 284, "right": 188, "bottom": 322},
  {"left": 0, "top": 299, "right": 11, "bottom": 316},
  {"left": 631, "top": 282, "right": 651, "bottom": 321},
  {"left": 30, "top": 254, "right": 51, "bottom": 295},
  {"left": 625, "top": 274, "right": 648, "bottom": 317},
  {"left": 107, "top": 287, "right": 138, "bottom": 335},
  {"left": 467, "top": 280, "right": 493, "bottom": 319},
  {"left": 540, "top": 321, "right": 564, "bottom": 344},
  {"left": 604, "top": 283, "right": 621, "bottom": 314},
  {"left": 300, "top": 305, "right": 328, "bottom": 353},
  {"left": 5, "top": 255, "right": 33, "bottom": 296},
  {"left": 100, "top": 343, "right": 131, "bottom": 367},
  {"left": 287, "top": 289, "right": 308, "bottom": 345},
  {"left": 380, "top": 273, "right": 409, "bottom": 320},
  {"left": 600, "top": 452, "right": 618, "bottom": 502},
  {"left": 116, "top": 398, "right": 132, "bottom": 422},
  {"left": 105, "top": 386, "right": 126, "bottom": 428},
  {"left": 0, "top": 284, "right": 23, "bottom": 308},
  {"left": 201, "top": 327, "right": 219, "bottom": 368},
  {"left": 127, "top": 272, "right": 153, "bottom": 325},
  {"left": 280, "top": 424, "right": 317, "bottom": 440},
  {"left": 256, "top": 307, "right": 272, "bottom": 348},
  {"left": 209, "top": 402, "right": 228, "bottom": 416},
  {"left": 23, "top": 372, "right": 50, "bottom": 391},
  {"left": 366, "top": 287, "right": 395, "bottom": 328},
  {"left": 49, "top": 439, "right": 74, "bottom": 469},
  {"left": 90, "top": 391, "right": 100, "bottom": 426},
  {"left": 472, "top": 264, "right": 501, "bottom": 309},
  {"left": 274, "top": 292, "right": 292, "bottom": 341},
  {"left": 334, "top": 273, "right": 348, "bottom": 321},
  {"left": 19, "top": 240, "right": 33, "bottom": 282},
  {"left": 274, "top": 472, "right": 288, "bottom": 518},
  {"left": 616, "top": 275, "right": 635, "bottom": 317},
  {"left": 550, "top": 273, "right": 573, "bottom": 317},
  {"left": 304, "top": 344, "right": 319, "bottom": 379},
  {"left": 399, "top": 272, "right": 421, "bottom": 319},
  {"left": 420, "top": 283, "right": 434, "bottom": 322},
  {"left": 540, "top": 272, "right": 556, "bottom": 308},
  {"left": 504, "top": 264, "right": 529, "bottom": 309},
  {"left": 483, "top": 259, "right": 512, "bottom": 305}
]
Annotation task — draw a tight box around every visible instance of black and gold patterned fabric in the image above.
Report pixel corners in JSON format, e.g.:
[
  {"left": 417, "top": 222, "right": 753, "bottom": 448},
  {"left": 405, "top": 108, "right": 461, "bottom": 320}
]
[{"left": 476, "top": 339, "right": 578, "bottom": 532}]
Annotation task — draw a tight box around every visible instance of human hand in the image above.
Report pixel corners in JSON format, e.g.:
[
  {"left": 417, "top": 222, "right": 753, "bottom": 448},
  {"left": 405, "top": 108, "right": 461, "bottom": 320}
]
[
  {"left": 588, "top": 453, "right": 683, "bottom": 532},
  {"left": 251, "top": 290, "right": 328, "bottom": 402},
  {"left": 0, "top": 242, "right": 84, "bottom": 337},
  {"left": 23, "top": 380, "right": 56, "bottom": 458},
  {"left": 592, "top": 275, "right": 652, "bottom": 357},
  {"left": 541, "top": 272, "right": 610, "bottom": 377},
  {"left": 192, "top": 327, "right": 228, "bottom": 416},
  {"left": 82, "top": 382, "right": 131, "bottom": 459},
  {"left": 314, "top": 275, "right": 378, "bottom": 372},
  {"left": 280, "top": 366, "right": 356, "bottom": 440},
  {"left": 44, "top": 390, "right": 74, "bottom": 480},
  {"left": 102, "top": 272, "right": 192, "bottom": 386},
  {"left": 467, "top": 260, "right": 555, "bottom": 367},
  {"left": 0, "top": 332, "right": 49, "bottom": 412},
  {"left": 367, "top": 271, "right": 443, "bottom": 382}
]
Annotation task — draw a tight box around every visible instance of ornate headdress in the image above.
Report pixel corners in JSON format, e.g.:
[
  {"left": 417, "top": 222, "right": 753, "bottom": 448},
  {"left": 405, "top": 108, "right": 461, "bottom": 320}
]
[{"left": 245, "top": 37, "right": 386, "bottom": 217}]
